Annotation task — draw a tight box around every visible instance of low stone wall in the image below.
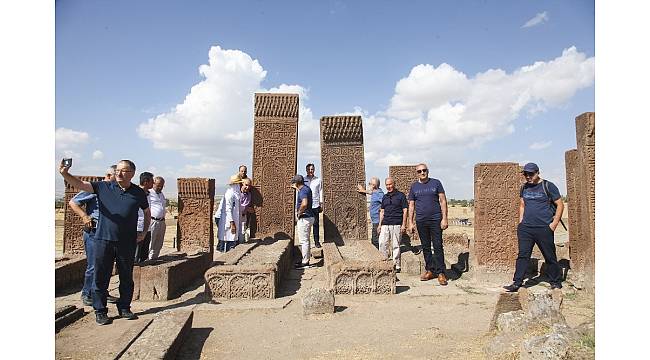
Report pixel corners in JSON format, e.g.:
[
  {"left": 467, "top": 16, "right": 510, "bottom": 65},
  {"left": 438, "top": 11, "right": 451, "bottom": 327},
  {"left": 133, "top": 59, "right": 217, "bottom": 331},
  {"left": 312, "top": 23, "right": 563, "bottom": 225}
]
[
  {"left": 204, "top": 238, "right": 293, "bottom": 300},
  {"left": 323, "top": 241, "right": 396, "bottom": 295},
  {"left": 55, "top": 255, "right": 87, "bottom": 292},
  {"left": 133, "top": 252, "right": 212, "bottom": 301}
]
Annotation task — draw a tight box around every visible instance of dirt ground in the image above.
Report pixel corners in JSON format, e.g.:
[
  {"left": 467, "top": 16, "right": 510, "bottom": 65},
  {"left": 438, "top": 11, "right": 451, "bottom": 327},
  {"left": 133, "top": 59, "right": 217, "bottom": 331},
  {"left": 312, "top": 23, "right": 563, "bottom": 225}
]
[{"left": 55, "top": 205, "right": 587, "bottom": 359}]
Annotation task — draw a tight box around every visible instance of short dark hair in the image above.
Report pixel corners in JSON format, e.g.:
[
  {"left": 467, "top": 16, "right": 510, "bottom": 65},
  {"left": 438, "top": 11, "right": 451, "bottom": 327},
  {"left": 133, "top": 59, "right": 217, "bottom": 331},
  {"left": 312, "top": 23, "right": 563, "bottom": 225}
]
[
  {"left": 139, "top": 171, "right": 154, "bottom": 185},
  {"left": 119, "top": 159, "right": 136, "bottom": 171},
  {"left": 306, "top": 163, "right": 315, "bottom": 171}
]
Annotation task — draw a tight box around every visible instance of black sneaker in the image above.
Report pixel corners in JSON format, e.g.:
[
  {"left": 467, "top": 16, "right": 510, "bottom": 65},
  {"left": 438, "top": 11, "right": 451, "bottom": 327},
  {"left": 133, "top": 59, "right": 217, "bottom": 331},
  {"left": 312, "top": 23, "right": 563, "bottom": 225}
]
[
  {"left": 95, "top": 312, "right": 112, "bottom": 325},
  {"left": 314, "top": 243, "right": 322, "bottom": 248},
  {"left": 412, "top": 247, "right": 421, "bottom": 255},
  {"left": 81, "top": 294, "right": 93, "bottom": 306},
  {"left": 550, "top": 283, "right": 563, "bottom": 290},
  {"left": 503, "top": 283, "right": 521, "bottom": 292},
  {"left": 395, "top": 268, "right": 401, "bottom": 273},
  {"left": 118, "top": 309, "right": 138, "bottom": 320},
  {"left": 294, "top": 262, "right": 314, "bottom": 270},
  {"left": 106, "top": 295, "right": 119, "bottom": 304}
]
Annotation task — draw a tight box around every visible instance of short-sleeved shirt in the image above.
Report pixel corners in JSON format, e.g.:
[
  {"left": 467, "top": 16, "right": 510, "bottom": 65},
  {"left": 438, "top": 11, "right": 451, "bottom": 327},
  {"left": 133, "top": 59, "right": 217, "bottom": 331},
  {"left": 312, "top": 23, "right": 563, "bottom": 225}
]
[
  {"left": 91, "top": 181, "right": 149, "bottom": 243},
  {"left": 408, "top": 178, "right": 445, "bottom": 222},
  {"left": 369, "top": 188, "right": 384, "bottom": 224},
  {"left": 520, "top": 180, "right": 561, "bottom": 227},
  {"left": 71, "top": 191, "right": 99, "bottom": 220},
  {"left": 380, "top": 190, "right": 408, "bottom": 226},
  {"left": 296, "top": 185, "right": 314, "bottom": 218}
]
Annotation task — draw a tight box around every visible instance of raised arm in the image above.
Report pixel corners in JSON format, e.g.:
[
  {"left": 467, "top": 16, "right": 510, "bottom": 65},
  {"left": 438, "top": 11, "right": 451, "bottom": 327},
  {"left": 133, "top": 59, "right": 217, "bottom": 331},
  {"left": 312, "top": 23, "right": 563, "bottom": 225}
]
[{"left": 59, "top": 160, "right": 93, "bottom": 193}]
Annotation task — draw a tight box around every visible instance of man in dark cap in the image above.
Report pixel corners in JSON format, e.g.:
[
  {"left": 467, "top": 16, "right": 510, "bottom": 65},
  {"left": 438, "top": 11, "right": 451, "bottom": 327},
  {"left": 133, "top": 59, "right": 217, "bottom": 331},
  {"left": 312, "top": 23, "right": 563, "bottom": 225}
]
[
  {"left": 291, "top": 174, "right": 315, "bottom": 269},
  {"left": 504, "top": 163, "right": 565, "bottom": 292}
]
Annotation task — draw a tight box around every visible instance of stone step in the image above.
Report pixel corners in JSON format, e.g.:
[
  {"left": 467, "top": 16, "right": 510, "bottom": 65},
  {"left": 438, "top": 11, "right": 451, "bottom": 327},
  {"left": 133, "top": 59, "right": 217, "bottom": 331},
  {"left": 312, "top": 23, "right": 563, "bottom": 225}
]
[
  {"left": 55, "top": 305, "right": 85, "bottom": 333},
  {"left": 120, "top": 309, "right": 194, "bottom": 360}
]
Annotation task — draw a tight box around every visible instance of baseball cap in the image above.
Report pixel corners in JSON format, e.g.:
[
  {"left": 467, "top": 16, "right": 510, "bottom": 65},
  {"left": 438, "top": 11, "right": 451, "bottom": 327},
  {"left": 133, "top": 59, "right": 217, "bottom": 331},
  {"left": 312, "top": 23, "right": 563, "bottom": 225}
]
[
  {"left": 291, "top": 174, "right": 304, "bottom": 184},
  {"left": 522, "top": 163, "right": 539, "bottom": 173}
]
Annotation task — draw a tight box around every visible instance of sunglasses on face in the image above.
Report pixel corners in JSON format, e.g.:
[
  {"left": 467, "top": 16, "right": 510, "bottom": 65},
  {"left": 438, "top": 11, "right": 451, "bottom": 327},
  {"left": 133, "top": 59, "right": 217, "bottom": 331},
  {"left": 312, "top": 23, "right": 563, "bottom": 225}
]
[{"left": 416, "top": 169, "right": 428, "bottom": 174}]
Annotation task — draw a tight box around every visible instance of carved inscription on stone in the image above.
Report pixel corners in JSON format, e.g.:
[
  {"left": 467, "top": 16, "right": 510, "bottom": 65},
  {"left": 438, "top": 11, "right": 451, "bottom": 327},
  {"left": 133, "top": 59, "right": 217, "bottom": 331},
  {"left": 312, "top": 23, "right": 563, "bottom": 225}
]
[
  {"left": 63, "top": 176, "right": 103, "bottom": 255},
  {"left": 251, "top": 93, "right": 298, "bottom": 240},
  {"left": 565, "top": 149, "right": 586, "bottom": 272},
  {"left": 389, "top": 165, "right": 420, "bottom": 245},
  {"left": 474, "top": 163, "right": 522, "bottom": 272},
  {"left": 320, "top": 116, "right": 367, "bottom": 244},
  {"left": 575, "top": 112, "right": 595, "bottom": 273},
  {"left": 176, "top": 178, "right": 215, "bottom": 255}
]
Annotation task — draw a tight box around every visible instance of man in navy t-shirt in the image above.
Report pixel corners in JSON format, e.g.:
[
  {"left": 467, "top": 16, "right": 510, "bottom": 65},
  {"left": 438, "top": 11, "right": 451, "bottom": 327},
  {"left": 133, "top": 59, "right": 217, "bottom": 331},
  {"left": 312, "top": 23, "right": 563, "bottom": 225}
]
[
  {"left": 378, "top": 177, "right": 408, "bottom": 272},
  {"left": 408, "top": 163, "right": 449, "bottom": 286},
  {"left": 504, "top": 163, "right": 565, "bottom": 292},
  {"left": 60, "top": 159, "right": 150, "bottom": 325},
  {"left": 292, "top": 175, "right": 315, "bottom": 269}
]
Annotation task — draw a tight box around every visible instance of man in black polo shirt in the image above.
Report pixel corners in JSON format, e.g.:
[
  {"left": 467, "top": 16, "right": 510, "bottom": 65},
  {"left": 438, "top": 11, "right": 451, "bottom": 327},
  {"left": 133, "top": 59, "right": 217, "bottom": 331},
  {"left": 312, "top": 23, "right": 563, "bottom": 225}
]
[
  {"left": 378, "top": 177, "right": 408, "bottom": 272},
  {"left": 60, "top": 159, "right": 150, "bottom": 325}
]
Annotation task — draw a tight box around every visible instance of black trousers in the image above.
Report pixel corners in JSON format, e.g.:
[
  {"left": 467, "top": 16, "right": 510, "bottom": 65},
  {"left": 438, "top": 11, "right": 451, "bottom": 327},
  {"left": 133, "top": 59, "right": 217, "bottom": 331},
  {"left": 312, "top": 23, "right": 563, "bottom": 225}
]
[
  {"left": 371, "top": 223, "right": 379, "bottom": 249},
  {"left": 513, "top": 224, "right": 561, "bottom": 285},
  {"left": 416, "top": 220, "right": 445, "bottom": 274},
  {"left": 312, "top": 206, "right": 321, "bottom": 245},
  {"left": 134, "top": 232, "right": 151, "bottom": 263},
  {"left": 92, "top": 239, "right": 136, "bottom": 313}
]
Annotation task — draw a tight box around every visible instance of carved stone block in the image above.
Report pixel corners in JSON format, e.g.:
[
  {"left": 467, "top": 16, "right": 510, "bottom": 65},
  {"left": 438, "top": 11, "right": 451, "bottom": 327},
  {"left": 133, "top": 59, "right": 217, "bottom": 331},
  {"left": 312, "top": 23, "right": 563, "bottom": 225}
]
[
  {"left": 250, "top": 93, "right": 298, "bottom": 240},
  {"left": 55, "top": 255, "right": 87, "bottom": 292},
  {"left": 473, "top": 163, "right": 522, "bottom": 272},
  {"left": 204, "top": 238, "right": 293, "bottom": 300},
  {"left": 63, "top": 175, "right": 103, "bottom": 255},
  {"left": 322, "top": 242, "right": 396, "bottom": 295},
  {"left": 320, "top": 116, "right": 367, "bottom": 244},
  {"left": 176, "top": 178, "right": 215, "bottom": 256}
]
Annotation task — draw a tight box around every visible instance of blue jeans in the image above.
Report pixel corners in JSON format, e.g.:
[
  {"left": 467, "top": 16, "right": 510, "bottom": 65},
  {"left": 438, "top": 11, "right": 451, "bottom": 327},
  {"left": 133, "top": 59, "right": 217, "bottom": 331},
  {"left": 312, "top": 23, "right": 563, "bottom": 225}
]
[
  {"left": 513, "top": 224, "right": 561, "bottom": 285},
  {"left": 217, "top": 240, "right": 238, "bottom": 252},
  {"left": 371, "top": 223, "right": 379, "bottom": 249},
  {"left": 82, "top": 230, "right": 96, "bottom": 298},
  {"left": 92, "top": 239, "right": 136, "bottom": 313},
  {"left": 416, "top": 219, "right": 445, "bottom": 275}
]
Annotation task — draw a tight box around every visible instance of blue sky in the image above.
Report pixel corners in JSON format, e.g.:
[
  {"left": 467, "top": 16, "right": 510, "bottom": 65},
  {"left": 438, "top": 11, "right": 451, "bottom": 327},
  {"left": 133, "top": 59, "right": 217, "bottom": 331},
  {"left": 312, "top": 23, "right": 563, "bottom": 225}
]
[{"left": 55, "top": 0, "right": 595, "bottom": 199}]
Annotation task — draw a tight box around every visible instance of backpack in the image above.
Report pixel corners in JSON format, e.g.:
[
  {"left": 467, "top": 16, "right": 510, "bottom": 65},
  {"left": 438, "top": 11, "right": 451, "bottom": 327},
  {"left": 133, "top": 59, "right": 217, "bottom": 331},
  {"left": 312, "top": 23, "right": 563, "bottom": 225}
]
[{"left": 520, "top": 180, "right": 567, "bottom": 230}]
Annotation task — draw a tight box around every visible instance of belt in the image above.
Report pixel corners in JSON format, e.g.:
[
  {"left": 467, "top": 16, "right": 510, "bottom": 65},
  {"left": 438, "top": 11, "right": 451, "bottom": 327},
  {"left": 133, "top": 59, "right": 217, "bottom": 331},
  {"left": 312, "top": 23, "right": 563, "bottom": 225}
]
[{"left": 152, "top": 216, "right": 165, "bottom": 221}]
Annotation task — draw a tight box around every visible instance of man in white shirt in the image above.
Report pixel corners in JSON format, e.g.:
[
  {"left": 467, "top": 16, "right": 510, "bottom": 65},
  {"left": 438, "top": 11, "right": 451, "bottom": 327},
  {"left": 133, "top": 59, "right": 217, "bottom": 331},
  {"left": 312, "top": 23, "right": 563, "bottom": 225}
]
[
  {"left": 304, "top": 163, "right": 323, "bottom": 248},
  {"left": 135, "top": 172, "right": 154, "bottom": 263},
  {"left": 148, "top": 176, "right": 167, "bottom": 260}
]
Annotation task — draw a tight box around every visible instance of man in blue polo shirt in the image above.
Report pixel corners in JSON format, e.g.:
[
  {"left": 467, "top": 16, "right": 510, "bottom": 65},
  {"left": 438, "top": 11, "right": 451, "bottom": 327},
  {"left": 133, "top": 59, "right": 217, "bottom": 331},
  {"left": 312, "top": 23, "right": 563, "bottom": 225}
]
[
  {"left": 292, "top": 175, "right": 315, "bottom": 269},
  {"left": 378, "top": 177, "right": 408, "bottom": 272},
  {"left": 357, "top": 177, "right": 384, "bottom": 249},
  {"left": 60, "top": 159, "right": 150, "bottom": 325},
  {"left": 408, "top": 163, "right": 449, "bottom": 286},
  {"left": 504, "top": 163, "right": 565, "bottom": 292}
]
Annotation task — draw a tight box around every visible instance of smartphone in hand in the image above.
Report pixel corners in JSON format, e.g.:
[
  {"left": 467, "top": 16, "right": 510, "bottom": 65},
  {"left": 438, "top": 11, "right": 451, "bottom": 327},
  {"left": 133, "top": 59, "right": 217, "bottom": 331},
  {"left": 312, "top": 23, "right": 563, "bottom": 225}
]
[{"left": 63, "top": 158, "right": 72, "bottom": 168}]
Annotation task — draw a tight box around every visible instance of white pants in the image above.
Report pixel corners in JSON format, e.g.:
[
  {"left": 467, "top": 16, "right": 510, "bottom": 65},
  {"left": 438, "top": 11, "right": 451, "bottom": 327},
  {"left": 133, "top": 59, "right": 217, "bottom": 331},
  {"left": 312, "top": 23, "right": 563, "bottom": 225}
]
[
  {"left": 379, "top": 225, "right": 401, "bottom": 269},
  {"left": 148, "top": 219, "right": 166, "bottom": 260},
  {"left": 297, "top": 217, "right": 315, "bottom": 265}
]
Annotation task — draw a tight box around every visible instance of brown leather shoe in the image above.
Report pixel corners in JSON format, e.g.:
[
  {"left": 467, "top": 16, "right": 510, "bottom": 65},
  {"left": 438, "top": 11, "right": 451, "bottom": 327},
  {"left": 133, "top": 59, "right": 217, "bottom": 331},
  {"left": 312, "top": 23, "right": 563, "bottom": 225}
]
[
  {"left": 437, "top": 272, "right": 448, "bottom": 286},
  {"left": 420, "top": 270, "right": 434, "bottom": 281}
]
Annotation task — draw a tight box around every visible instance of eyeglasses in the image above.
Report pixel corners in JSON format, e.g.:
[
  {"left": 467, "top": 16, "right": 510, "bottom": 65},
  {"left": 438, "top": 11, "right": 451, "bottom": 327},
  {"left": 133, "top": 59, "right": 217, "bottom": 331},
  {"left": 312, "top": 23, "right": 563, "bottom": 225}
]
[
  {"left": 416, "top": 169, "right": 428, "bottom": 174},
  {"left": 115, "top": 169, "right": 134, "bottom": 174}
]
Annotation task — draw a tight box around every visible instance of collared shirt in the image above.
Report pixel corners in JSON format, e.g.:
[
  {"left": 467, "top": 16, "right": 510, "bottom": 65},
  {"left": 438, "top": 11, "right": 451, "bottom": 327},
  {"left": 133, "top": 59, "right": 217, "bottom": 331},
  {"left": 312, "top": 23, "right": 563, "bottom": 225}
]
[
  {"left": 369, "top": 188, "right": 384, "bottom": 224},
  {"left": 148, "top": 190, "right": 166, "bottom": 219},
  {"left": 408, "top": 178, "right": 445, "bottom": 222},
  {"left": 296, "top": 185, "right": 314, "bottom": 218},
  {"left": 71, "top": 191, "right": 99, "bottom": 220},
  {"left": 92, "top": 181, "right": 149, "bottom": 242},
  {"left": 381, "top": 190, "right": 408, "bottom": 226},
  {"left": 240, "top": 191, "right": 251, "bottom": 208},
  {"left": 304, "top": 176, "right": 322, "bottom": 208}
]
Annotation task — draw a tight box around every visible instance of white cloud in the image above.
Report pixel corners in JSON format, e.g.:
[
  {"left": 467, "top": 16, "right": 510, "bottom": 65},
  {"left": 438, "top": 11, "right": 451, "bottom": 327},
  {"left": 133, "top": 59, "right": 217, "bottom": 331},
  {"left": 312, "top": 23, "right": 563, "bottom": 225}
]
[
  {"left": 522, "top": 11, "right": 549, "bottom": 28},
  {"left": 92, "top": 150, "right": 104, "bottom": 159},
  {"left": 529, "top": 141, "right": 552, "bottom": 150},
  {"left": 55, "top": 127, "right": 89, "bottom": 150}
]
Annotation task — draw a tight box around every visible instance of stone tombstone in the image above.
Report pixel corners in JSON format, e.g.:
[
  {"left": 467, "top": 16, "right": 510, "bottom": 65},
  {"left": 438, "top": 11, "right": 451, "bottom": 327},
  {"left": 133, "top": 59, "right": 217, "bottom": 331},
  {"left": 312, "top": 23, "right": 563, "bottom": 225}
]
[
  {"left": 320, "top": 116, "right": 368, "bottom": 244},
  {"left": 576, "top": 112, "right": 595, "bottom": 273},
  {"left": 473, "top": 163, "right": 522, "bottom": 272},
  {"left": 389, "top": 165, "right": 420, "bottom": 245},
  {"left": 565, "top": 149, "right": 586, "bottom": 272},
  {"left": 251, "top": 93, "right": 298, "bottom": 240},
  {"left": 176, "top": 178, "right": 215, "bottom": 256},
  {"left": 63, "top": 176, "right": 103, "bottom": 255}
]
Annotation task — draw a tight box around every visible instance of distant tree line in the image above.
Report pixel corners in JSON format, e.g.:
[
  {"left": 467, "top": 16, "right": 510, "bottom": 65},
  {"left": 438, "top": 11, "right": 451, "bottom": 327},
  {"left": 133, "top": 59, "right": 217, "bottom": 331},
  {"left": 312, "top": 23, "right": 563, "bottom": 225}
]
[{"left": 448, "top": 199, "right": 474, "bottom": 207}]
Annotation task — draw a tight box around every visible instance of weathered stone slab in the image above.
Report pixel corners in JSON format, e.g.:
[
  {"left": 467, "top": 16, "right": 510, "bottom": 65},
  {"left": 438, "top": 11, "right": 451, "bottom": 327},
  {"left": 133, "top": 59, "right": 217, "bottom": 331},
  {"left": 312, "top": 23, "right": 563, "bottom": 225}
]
[
  {"left": 63, "top": 175, "right": 103, "bottom": 255},
  {"left": 99, "top": 319, "right": 153, "bottom": 360},
  {"left": 120, "top": 309, "right": 194, "bottom": 360},
  {"left": 574, "top": 112, "right": 595, "bottom": 282},
  {"left": 320, "top": 116, "right": 367, "bottom": 244},
  {"left": 133, "top": 252, "right": 212, "bottom": 301},
  {"left": 565, "top": 149, "right": 585, "bottom": 273},
  {"left": 473, "top": 163, "right": 522, "bottom": 272},
  {"left": 302, "top": 288, "right": 335, "bottom": 315},
  {"left": 398, "top": 233, "right": 470, "bottom": 275},
  {"left": 55, "top": 305, "right": 85, "bottom": 333},
  {"left": 389, "top": 165, "right": 420, "bottom": 246},
  {"left": 322, "top": 242, "right": 396, "bottom": 295},
  {"left": 176, "top": 178, "right": 215, "bottom": 256},
  {"left": 55, "top": 255, "right": 87, "bottom": 292},
  {"left": 489, "top": 292, "right": 523, "bottom": 331},
  {"left": 250, "top": 93, "right": 298, "bottom": 240},
  {"left": 204, "top": 238, "right": 293, "bottom": 299}
]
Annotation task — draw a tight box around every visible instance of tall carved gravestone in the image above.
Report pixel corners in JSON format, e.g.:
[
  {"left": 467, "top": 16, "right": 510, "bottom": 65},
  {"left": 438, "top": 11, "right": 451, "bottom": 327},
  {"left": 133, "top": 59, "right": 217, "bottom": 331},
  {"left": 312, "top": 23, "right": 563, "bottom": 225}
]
[
  {"left": 389, "top": 165, "right": 420, "bottom": 245},
  {"left": 176, "top": 178, "right": 215, "bottom": 256},
  {"left": 320, "top": 116, "right": 367, "bottom": 244},
  {"left": 566, "top": 112, "right": 595, "bottom": 280},
  {"left": 473, "top": 163, "right": 522, "bottom": 272},
  {"left": 63, "top": 176, "right": 103, "bottom": 255},
  {"left": 251, "top": 93, "right": 298, "bottom": 240}
]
